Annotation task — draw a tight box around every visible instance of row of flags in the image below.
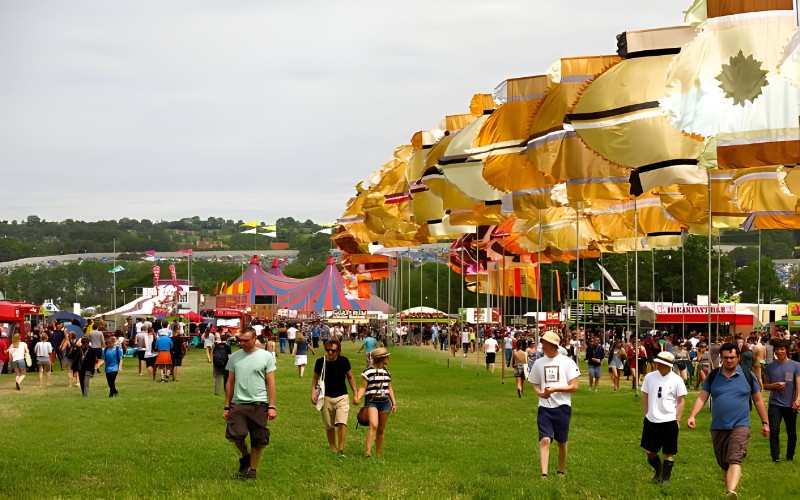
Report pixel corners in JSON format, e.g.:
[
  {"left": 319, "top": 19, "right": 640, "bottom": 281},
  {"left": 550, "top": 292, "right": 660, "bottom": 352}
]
[{"left": 330, "top": 0, "right": 800, "bottom": 299}]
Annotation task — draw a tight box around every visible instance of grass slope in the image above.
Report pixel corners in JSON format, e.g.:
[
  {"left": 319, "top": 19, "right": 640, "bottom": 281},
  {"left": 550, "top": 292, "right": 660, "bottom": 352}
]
[{"left": 0, "top": 343, "right": 792, "bottom": 499}]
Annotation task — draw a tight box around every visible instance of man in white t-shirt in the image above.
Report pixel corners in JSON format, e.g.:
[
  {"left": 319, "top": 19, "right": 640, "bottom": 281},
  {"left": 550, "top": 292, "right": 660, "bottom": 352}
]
[
  {"left": 528, "top": 331, "right": 580, "bottom": 479},
  {"left": 483, "top": 334, "right": 499, "bottom": 372},
  {"left": 461, "top": 328, "right": 470, "bottom": 358},
  {"left": 640, "top": 351, "right": 687, "bottom": 486},
  {"left": 286, "top": 324, "right": 298, "bottom": 354}
]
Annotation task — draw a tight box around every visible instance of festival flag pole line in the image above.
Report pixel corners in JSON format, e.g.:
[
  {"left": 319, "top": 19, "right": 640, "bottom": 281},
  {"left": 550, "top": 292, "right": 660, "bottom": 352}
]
[{"left": 324, "top": 2, "right": 800, "bottom": 340}]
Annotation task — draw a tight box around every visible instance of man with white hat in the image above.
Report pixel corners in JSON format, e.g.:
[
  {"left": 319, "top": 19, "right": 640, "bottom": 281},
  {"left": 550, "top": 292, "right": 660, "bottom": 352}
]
[
  {"left": 640, "top": 351, "right": 687, "bottom": 487},
  {"left": 527, "top": 330, "right": 580, "bottom": 479}
]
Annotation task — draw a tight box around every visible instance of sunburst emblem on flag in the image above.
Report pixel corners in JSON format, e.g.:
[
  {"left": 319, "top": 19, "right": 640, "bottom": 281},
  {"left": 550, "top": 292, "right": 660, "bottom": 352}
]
[{"left": 715, "top": 49, "right": 769, "bottom": 106}]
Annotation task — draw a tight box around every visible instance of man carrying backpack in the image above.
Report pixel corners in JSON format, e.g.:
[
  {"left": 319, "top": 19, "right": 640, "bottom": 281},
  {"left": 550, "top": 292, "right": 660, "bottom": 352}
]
[
  {"left": 213, "top": 334, "right": 232, "bottom": 395},
  {"left": 687, "top": 342, "right": 770, "bottom": 500}
]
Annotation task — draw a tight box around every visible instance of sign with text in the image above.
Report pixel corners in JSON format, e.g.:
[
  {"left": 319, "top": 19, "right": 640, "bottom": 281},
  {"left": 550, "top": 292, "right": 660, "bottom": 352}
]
[
  {"left": 463, "top": 308, "right": 500, "bottom": 324},
  {"left": 569, "top": 301, "right": 636, "bottom": 324},
  {"left": 654, "top": 303, "right": 736, "bottom": 315},
  {"left": 329, "top": 310, "right": 368, "bottom": 320}
]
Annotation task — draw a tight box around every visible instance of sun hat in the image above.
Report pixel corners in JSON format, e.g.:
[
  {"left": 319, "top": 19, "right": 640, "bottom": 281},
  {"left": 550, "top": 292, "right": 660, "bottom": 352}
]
[
  {"left": 540, "top": 331, "right": 561, "bottom": 346},
  {"left": 371, "top": 347, "right": 390, "bottom": 360},
  {"left": 654, "top": 351, "right": 675, "bottom": 368}
]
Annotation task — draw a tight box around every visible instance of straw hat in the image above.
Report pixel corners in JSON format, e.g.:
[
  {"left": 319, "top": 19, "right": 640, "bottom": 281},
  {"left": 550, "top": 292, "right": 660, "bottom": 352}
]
[
  {"left": 654, "top": 351, "right": 675, "bottom": 368},
  {"left": 540, "top": 331, "right": 561, "bottom": 346},
  {"left": 371, "top": 347, "right": 390, "bottom": 360}
]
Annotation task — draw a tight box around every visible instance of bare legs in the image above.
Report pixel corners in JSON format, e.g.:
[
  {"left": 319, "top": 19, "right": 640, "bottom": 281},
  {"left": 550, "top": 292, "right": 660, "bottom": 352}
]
[
  {"left": 365, "top": 408, "right": 390, "bottom": 457},
  {"left": 539, "top": 437, "right": 568, "bottom": 477},
  {"left": 14, "top": 365, "right": 25, "bottom": 388},
  {"left": 724, "top": 464, "right": 742, "bottom": 494},
  {"left": 610, "top": 367, "right": 620, "bottom": 391},
  {"left": 38, "top": 365, "right": 50, "bottom": 387}
]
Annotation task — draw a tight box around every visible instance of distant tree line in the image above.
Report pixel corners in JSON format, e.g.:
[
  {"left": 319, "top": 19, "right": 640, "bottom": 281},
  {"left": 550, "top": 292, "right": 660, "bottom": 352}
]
[{"left": 0, "top": 216, "right": 332, "bottom": 262}]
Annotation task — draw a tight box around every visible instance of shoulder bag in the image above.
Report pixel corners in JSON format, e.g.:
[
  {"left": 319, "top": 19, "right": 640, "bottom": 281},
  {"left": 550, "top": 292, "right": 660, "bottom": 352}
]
[
  {"left": 23, "top": 344, "right": 32, "bottom": 367},
  {"left": 313, "top": 359, "right": 326, "bottom": 411}
]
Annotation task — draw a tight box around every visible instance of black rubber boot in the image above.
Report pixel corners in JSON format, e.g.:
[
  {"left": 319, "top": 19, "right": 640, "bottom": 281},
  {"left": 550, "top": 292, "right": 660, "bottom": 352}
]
[
  {"left": 647, "top": 455, "right": 662, "bottom": 483},
  {"left": 661, "top": 460, "right": 674, "bottom": 486}
]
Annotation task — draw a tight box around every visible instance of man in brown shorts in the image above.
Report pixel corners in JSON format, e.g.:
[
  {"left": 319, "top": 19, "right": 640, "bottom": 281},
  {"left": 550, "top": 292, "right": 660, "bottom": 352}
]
[
  {"left": 687, "top": 343, "right": 769, "bottom": 499},
  {"left": 223, "top": 327, "right": 277, "bottom": 479}
]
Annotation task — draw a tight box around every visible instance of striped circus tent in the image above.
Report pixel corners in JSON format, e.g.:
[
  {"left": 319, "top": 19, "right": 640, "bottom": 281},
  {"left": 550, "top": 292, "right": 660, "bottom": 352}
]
[{"left": 225, "top": 256, "right": 388, "bottom": 312}]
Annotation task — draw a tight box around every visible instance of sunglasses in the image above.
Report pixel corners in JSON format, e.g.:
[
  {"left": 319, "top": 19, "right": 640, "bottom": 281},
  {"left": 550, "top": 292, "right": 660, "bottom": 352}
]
[
  {"left": 237, "top": 337, "right": 254, "bottom": 343},
  {"left": 325, "top": 349, "right": 338, "bottom": 353}
]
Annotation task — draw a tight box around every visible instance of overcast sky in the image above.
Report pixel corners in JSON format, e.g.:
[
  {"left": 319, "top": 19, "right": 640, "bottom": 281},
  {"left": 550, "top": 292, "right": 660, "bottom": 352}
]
[{"left": 0, "top": 0, "right": 690, "bottom": 224}]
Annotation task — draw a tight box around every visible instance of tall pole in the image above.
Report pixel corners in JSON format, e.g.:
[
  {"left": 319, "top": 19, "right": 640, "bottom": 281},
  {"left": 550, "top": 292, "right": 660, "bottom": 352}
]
[
  {"left": 436, "top": 256, "right": 439, "bottom": 313},
  {"left": 601, "top": 252, "right": 606, "bottom": 344},
  {"left": 707, "top": 169, "right": 713, "bottom": 342},
  {"left": 717, "top": 233, "right": 722, "bottom": 335},
  {"left": 420, "top": 259, "right": 423, "bottom": 311},
  {"left": 626, "top": 251, "right": 630, "bottom": 337},
  {"left": 757, "top": 229, "right": 762, "bottom": 329},
  {"left": 537, "top": 209, "right": 543, "bottom": 342},
  {"left": 575, "top": 205, "right": 581, "bottom": 343},
  {"left": 112, "top": 237, "right": 117, "bottom": 316},
  {"left": 634, "top": 198, "right": 640, "bottom": 395},
  {"left": 681, "top": 240, "right": 686, "bottom": 339}
]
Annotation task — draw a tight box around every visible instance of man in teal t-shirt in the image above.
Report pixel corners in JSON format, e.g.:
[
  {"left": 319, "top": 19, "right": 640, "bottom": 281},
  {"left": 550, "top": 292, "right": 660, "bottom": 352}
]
[
  {"left": 357, "top": 332, "right": 377, "bottom": 368},
  {"left": 223, "top": 327, "right": 277, "bottom": 480}
]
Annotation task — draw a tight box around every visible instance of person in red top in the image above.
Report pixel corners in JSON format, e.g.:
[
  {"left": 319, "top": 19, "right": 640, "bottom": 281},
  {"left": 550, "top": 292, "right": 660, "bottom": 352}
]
[{"left": 0, "top": 330, "right": 10, "bottom": 374}]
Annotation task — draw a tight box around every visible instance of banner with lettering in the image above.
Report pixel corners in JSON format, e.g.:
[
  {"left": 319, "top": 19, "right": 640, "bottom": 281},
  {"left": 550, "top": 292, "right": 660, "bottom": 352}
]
[{"left": 153, "top": 265, "right": 160, "bottom": 288}]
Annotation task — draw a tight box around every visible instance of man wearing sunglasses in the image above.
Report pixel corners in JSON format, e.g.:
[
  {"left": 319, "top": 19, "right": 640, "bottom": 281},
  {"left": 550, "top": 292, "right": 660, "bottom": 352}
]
[
  {"left": 640, "top": 351, "right": 687, "bottom": 487},
  {"left": 223, "top": 327, "right": 277, "bottom": 480},
  {"left": 687, "top": 343, "right": 769, "bottom": 500},
  {"left": 312, "top": 339, "right": 357, "bottom": 457}
]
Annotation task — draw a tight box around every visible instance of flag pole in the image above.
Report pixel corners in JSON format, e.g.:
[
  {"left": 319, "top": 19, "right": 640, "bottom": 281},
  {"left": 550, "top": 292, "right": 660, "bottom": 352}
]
[
  {"left": 707, "top": 169, "right": 713, "bottom": 342},
  {"left": 537, "top": 209, "right": 543, "bottom": 345},
  {"left": 634, "top": 197, "right": 640, "bottom": 396},
  {"left": 113, "top": 237, "right": 117, "bottom": 317}
]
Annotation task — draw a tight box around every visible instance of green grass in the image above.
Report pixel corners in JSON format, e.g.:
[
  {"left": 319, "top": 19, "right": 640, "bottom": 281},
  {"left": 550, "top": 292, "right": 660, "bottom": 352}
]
[{"left": 0, "top": 343, "right": 793, "bottom": 499}]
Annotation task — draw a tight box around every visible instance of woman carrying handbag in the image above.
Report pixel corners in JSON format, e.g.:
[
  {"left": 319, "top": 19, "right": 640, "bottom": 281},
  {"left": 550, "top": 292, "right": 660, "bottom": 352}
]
[{"left": 354, "top": 347, "right": 396, "bottom": 458}]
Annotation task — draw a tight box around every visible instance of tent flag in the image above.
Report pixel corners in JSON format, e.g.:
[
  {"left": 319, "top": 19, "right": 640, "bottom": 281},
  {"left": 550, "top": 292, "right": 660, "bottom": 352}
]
[
  {"left": 145, "top": 250, "right": 156, "bottom": 256},
  {"left": 213, "top": 281, "right": 220, "bottom": 295},
  {"left": 555, "top": 270, "right": 561, "bottom": 302},
  {"left": 241, "top": 221, "right": 260, "bottom": 227},
  {"left": 263, "top": 231, "right": 277, "bottom": 238},
  {"left": 315, "top": 228, "right": 333, "bottom": 234},
  {"left": 263, "top": 224, "right": 277, "bottom": 231},
  {"left": 241, "top": 228, "right": 258, "bottom": 234},
  {"left": 108, "top": 265, "right": 126, "bottom": 273},
  {"left": 178, "top": 249, "right": 193, "bottom": 255},
  {"left": 597, "top": 263, "right": 621, "bottom": 291}
]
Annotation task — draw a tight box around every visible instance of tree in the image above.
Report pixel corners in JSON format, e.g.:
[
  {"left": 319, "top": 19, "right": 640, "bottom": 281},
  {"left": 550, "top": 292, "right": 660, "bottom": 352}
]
[{"left": 733, "top": 257, "right": 786, "bottom": 303}]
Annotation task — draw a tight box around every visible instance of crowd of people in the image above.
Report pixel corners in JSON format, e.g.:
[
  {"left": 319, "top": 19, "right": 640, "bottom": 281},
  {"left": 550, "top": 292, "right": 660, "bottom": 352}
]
[
  {"left": 220, "top": 324, "right": 396, "bottom": 478},
  {"left": 3, "top": 315, "right": 798, "bottom": 496}
]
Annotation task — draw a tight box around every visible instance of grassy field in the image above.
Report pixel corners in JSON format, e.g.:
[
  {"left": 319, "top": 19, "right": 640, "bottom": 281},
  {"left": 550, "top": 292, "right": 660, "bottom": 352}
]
[{"left": 0, "top": 342, "right": 793, "bottom": 499}]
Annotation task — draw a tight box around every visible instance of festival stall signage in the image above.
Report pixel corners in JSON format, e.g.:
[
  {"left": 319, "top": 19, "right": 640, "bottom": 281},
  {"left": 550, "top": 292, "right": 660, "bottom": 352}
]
[
  {"left": 461, "top": 308, "right": 500, "bottom": 324},
  {"left": 654, "top": 303, "right": 736, "bottom": 314},
  {"left": 788, "top": 302, "right": 800, "bottom": 321},
  {"left": 569, "top": 300, "right": 636, "bottom": 324},
  {"left": 329, "top": 310, "right": 368, "bottom": 320}
]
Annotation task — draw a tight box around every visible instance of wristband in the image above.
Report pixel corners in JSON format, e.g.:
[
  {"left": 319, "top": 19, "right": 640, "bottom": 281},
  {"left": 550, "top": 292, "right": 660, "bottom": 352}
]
[
  {"left": 762, "top": 421, "right": 768, "bottom": 425},
  {"left": 224, "top": 406, "right": 232, "bottom": 411},
  {"left": 268, "top": 406, "right": 277, "bottom": 410}
]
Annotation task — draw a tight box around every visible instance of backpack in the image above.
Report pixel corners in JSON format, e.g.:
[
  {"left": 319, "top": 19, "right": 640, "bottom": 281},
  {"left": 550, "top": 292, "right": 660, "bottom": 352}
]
[
  {"left": 706, "top": 366, "right": 757, "bottom": 410},
  {"left": 65, "top": 340, "right": 78, "bottom": 360},
  {"left": 212, "top": 344, "right": 229, "bottom": 368}
]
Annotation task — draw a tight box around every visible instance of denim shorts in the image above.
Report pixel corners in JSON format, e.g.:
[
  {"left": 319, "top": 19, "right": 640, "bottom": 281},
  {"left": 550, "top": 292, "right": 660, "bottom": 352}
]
[
  {"left": 588, "top": 365, "right": 601, "bottom": 378},
  {"left": 368, "top": 397, "right": 392, "bottom": 412}
]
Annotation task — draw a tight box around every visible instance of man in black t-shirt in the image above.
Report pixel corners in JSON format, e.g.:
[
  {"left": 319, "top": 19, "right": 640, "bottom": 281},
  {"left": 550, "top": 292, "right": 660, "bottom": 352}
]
[
  {"left": 171, "top": 334, "right": 186, "bottom": 381},
  {"left": 311, "top": 339, "right": 357, "bottom": 457}
]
